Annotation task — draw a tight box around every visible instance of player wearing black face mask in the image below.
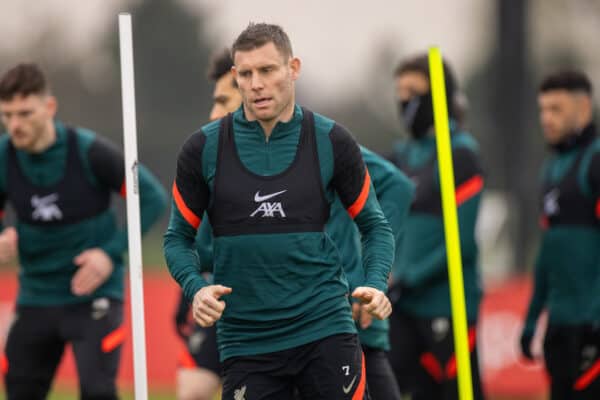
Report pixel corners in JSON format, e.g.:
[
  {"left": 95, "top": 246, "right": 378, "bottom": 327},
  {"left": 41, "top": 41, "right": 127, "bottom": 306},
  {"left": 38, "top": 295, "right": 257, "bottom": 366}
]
[
  {"left": 387, "top": 54, "right": 485, "bottom": 400},
  {"left": 398, "top": 91, "right": 435, "bottom": 139}
]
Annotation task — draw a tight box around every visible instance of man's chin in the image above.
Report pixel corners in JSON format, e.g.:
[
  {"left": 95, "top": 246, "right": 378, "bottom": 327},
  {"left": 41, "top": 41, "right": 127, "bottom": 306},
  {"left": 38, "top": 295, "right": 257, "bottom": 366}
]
[
  {"left": 10, "top": 138, "right": 32, "bottom": 150},
  {"left": 250, "top": 108, "right": 276, "bottom": 122}
]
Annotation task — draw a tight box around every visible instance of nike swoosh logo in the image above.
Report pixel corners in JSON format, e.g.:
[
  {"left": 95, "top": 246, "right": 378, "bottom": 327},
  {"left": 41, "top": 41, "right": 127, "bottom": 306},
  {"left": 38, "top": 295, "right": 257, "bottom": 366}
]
[
  {"left": 254, "top": 190, "right": 287, "bottom": 202},
  {"left": 342, "top": 375, "right": 357, "bottom": 394}
]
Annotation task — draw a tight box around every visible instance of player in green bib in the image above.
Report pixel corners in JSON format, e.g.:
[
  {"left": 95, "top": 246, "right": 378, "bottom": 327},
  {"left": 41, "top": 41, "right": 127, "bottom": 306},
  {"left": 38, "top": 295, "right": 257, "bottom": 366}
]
[
  {"left": 165, "top": 23, "right": 394, "bottom": 400},
  {"left": 521, "top": 70, "right": 600, "bottom": 399},
  {"left": 0, "top": 63, "right": 167, "bottom": 399}
]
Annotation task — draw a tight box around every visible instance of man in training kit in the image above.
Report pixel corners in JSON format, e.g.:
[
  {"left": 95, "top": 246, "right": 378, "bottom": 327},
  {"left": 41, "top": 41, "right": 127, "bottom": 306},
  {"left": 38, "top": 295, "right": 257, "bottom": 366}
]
[
  {"left": 164, "top": 23, "right": 394, "bottom": 400},
  {"left": 175, "top": 47, "right": 413, "bottom": 400},
  {"left": 0, "top": 63, "right": 167, "bottom": 400},
  {"left": 520, "top": 70, "right": 600, "bottom": 399},
  {"left": 387, "top": 54, "right": 485, "bottom": 399},
  {"left": 173, "top": 48, "right": 241, "bottom": 400}
]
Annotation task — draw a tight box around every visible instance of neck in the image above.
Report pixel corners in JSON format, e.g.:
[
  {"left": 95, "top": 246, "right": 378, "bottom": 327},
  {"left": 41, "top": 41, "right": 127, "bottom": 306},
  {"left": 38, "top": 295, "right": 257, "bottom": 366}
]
[
  {"left": 551, "top": 121, "right": 595, "bottom": 153},
  {"left": 30, "top": 120, "right": 57, "bottom": 154},
  {"left": 254, "top": 98, "right": 296, "bottom": 139}
]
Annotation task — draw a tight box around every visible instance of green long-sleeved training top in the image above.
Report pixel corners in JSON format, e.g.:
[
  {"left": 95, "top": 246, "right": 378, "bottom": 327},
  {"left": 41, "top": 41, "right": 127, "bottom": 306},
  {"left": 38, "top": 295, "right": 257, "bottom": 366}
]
[
  {"left": 390, "top": 126, "right": 484, "bottom": 321},
  {"left": 523, "top": 123, "right": 600, "bottom": 335},
  {"left": 0, "top": 120, "right": 167, "bottom": 305},
  {"left": 164, "top": 105, "right": 394, "bottom": 361}
]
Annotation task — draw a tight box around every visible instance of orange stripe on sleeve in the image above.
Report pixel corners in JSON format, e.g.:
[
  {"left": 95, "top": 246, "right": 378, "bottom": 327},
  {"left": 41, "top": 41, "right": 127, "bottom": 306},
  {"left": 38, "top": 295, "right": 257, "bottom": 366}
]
[
  {"left": 101, "top": 325, "right": 127, "bottom": 353},
  {"left": 574, "top": 358, "right": 600, "bottom": 391},
  {"left": 172, "top": 182, "right": 201, "bottom": 229},
  {"left": 352, "top": 352, "right": 367, "bottom": 400},
  {"left": 596, "top": 199, "right": 600, "bottom": 219},
  {"left": 456, "top": 175, "right": 484, "bottom": 206},
  {"left": 347, "top": 171, "right": 371, "bottom": 219},
  {"left": 0, "top": 209, "right": 4, "bottom": 220},
  {"left": 119, "top": 181, "right": 126, "bottom": 198}
]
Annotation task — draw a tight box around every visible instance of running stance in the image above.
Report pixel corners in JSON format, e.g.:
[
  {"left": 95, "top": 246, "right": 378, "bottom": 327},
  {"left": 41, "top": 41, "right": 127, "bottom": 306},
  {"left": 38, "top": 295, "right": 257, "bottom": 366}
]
[
  {"left": 521, "top": 70, "right": 600, "bottom": 399},
  {"left": 387, "top": 54, "right": 485, "bottom": 400},
  {"left": 165, "top": 23, "right": 394, "bottom": 400},
  {"left": 0, "top": 63, "right": 167, "bottom": 400}
]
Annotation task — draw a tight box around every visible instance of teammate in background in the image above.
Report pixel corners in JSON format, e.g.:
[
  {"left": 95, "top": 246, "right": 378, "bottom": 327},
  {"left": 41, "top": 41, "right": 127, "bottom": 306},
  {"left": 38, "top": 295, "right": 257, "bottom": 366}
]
[
  {"left": 520, "top": 70, "right": 600, "bottom": 399},
  {"left": 0, "top": 63, "right": 167, "bottom": 400},
  {"left": 165, "top": 23, "right": 394, "bottom": 399},
  {"left": 173, "top": 48, "right": 241, "bottom": 400},
  {"left": 387, "top": 54, "right": 485, "bottom": 399},
  {"left": 328, "top": 148, "right": 414, "bottom": 400}
]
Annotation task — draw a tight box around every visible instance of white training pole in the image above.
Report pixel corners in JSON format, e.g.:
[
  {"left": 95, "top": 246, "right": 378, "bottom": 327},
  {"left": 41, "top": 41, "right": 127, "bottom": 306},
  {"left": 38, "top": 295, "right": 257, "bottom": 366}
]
[{"left": 118, "top": 13, "right": 149, "bottom": 400}]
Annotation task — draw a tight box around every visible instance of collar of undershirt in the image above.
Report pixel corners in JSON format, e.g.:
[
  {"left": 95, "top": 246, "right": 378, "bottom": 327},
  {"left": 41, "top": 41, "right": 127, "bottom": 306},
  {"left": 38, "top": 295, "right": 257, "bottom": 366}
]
[{"left": 551, "top": 123, "right": 596, "bottom": 153}]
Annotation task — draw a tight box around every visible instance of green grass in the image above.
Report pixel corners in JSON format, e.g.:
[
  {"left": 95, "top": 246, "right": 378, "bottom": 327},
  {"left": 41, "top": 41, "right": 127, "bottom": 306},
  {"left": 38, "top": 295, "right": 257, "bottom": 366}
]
[{"left": 0, "top": 388, "right": 175, "bottom": 400}]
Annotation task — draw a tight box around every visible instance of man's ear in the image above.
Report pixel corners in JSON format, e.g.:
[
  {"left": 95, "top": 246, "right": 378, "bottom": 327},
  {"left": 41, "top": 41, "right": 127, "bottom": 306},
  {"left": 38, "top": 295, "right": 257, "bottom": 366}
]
[
  {"left": 289, "top": 57, "right": 301, "bottom": 81},
  {"left": 46, "top": 95, "right": 58, "bottom": 118}
]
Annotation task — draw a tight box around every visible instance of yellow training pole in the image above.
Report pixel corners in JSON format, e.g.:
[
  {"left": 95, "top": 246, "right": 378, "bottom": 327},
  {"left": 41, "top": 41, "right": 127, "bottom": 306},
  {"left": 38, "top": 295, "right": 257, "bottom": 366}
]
[{"left": 428, "top": 47, "right": 473, "bottom": 400}]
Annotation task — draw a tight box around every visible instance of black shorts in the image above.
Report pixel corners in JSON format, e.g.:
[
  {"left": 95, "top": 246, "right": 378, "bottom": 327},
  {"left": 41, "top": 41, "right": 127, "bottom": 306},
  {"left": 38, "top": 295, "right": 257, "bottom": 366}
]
[
  {"left": 3, "top": 298, "right": 123, "bottom": 400},
  {"left": 222, "top": 333, "right": 369, "bottom": 400},
  {"left": 544, "top": 324, "right": 600, "bottom": 400},
  {"left": 361, "top": 345, "right": 401, "bottom": 400},
  {"left": 178, "top": 323, "right": 222, "bottom": 376},
  {"left": 388, "top": 310, "right": 484, "bottom": 400}
]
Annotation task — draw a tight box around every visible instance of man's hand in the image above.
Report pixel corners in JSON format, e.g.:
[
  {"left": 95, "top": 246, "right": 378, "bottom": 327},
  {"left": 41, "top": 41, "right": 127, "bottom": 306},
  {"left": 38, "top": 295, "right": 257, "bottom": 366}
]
[
  {"left": 71, "top": 248, "right": 114, "bottom": 296},
  {"left": 352, "top": 302, "right": 374, "bottom": 329},
  {"left": 0, "top": 227, "right": 18, "bottom": 264},
  {"left": 351, "top": 286, "right": 392, "bottom": 320},
  {"left": 192, "top": 285, "right": 232, "bottom": 327}
]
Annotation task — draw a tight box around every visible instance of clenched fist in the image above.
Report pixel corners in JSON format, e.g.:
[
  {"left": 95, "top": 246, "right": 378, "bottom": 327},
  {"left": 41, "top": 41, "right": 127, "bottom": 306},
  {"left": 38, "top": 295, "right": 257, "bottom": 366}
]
[
  {"left": 192, "top": 285, "right": 233, "bottom": 327},
  {"left": 71, "top": 248, "right": 114, "bottom": 296},
  {"left": 351, "top": 287, "right": 392, "bottom": 321}
]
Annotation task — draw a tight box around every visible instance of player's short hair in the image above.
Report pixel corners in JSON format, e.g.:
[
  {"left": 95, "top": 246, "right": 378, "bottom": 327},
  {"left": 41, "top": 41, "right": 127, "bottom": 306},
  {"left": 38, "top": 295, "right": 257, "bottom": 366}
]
[
  {"left": 539, "top": 70, "right": 592, "bottom": 95},
  {"left": 231, "top": 23, "right": 293, "bottom": 61},
  {"left": 394, "top": 53, "right": 458, "bottom": 117},
  {"left": 394, "top": 54, "right": 457, "bottom": 99},
  {"left": 0, "top": 63, "right": 50, "bottom": 101},
  {"left": 207, "top": 48, "right": 237, "bottom": 88}
]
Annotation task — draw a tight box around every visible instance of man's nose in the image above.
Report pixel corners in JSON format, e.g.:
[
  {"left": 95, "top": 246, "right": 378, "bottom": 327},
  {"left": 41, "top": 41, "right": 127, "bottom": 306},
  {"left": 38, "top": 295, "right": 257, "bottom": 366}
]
[
  {"left": 7, "top": 117, "right": 22, "bottom": 133},
  {"left": 251, "top": 74, "right": 264, "bottom": 90}
]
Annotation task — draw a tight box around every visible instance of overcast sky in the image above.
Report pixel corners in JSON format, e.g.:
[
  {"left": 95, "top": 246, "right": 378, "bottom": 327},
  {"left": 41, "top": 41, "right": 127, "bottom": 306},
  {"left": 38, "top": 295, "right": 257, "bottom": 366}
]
[
  {"left": 3, "top": 0, "right": 599, "bottom": 103},
  {"left": 1, "top": 0, "right": 494, "bottom": 100}
]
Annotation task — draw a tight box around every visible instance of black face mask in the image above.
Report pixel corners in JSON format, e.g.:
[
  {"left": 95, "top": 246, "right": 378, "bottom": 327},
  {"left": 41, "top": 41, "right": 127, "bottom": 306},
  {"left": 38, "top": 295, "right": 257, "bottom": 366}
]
[{"left": 399, "top": 91, "right": 434, "bottom": 139}]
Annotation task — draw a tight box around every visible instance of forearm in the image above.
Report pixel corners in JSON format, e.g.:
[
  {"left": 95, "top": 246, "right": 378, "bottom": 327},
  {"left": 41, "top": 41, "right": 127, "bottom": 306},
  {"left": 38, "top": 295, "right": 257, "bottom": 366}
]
[
  {"left": 523, "top": 261, "right": 548, "bottom": 334},
  {"left": 195, "top": 217, "right": 215, "bottom": 274},
  {"left": 355, "top": 190, "right": 394, "bottom": 292},
  {"left": 99, "top": 165, "right": 167, "bottom": 258},
  {"left": 164, "top": 204, "right": 208, "bottom": 301}
]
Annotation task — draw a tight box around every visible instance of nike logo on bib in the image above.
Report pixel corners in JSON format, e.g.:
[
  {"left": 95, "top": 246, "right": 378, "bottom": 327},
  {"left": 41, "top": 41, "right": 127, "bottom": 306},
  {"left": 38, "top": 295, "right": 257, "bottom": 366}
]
[
  {"left": 342, "top": 375, "right": 357, "bottom": 394},
  {"left": 251, "top": 190, "right": 287, "bottom": 218},
  {"left": 254, "top": 190, "right": 287, "bottom": 202}
]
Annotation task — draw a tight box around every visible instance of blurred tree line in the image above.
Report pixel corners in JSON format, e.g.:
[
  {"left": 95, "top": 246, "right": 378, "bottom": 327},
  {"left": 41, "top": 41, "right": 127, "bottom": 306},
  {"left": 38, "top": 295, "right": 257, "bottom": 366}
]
[{"left": 1, "top": 0, "right": 598, "bottom": 274}]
